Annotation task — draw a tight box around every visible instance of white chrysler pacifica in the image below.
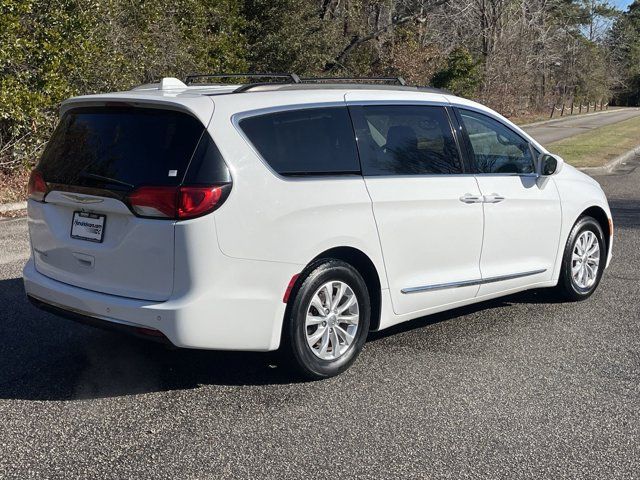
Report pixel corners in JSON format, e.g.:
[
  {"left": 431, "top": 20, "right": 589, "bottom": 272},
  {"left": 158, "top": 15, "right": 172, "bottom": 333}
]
[{"left": 24, "top": 75, "right": 613, "bottom": 378}]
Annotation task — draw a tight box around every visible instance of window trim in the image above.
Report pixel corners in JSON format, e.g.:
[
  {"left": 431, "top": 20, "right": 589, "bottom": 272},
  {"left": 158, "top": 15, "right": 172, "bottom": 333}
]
[
  {"left": 232, "top": 103, "right": 363, "bottom": 180},
  {"left": 453, "top": 107, "right": 539, "bottom": 177},
  {"left": 347, "top": 102, "right": 469, "bottom": 177}
]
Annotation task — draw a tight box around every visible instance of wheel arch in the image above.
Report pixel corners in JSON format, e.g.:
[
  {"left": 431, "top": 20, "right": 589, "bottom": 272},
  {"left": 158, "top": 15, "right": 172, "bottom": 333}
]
[
  {"left": 579, "top": 205, "right": 611, "bottom": 256},
  {"left": 285, "top": 246, "right": 383, "bottom": 333},
  {"left": 314, "top": 247, "right": 382, "bottom": 332}
]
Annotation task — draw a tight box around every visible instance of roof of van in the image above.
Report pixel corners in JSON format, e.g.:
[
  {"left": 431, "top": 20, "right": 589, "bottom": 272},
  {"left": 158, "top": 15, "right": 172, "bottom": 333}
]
[
  {"left": 58, "top": 76, "right": 546, "bottom": 153},
  {"left": 62, "top": 79, "right": 471, "bottom": 110},
  {"left": 58, "top": 76, "right": 493, "bottom": 130},
  {"left": 131, "top": 80, "right": 450, "bottom": 95},
  {"left": 61, "top": 80, "right": 454, "bottom": 109}
]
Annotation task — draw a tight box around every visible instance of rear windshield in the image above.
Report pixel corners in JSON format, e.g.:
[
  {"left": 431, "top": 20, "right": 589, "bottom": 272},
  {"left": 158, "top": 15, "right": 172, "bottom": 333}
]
[
  {"left": 38, "top": 107, "right": 207, "bottom": 189},
  {"left": 238, "top": 107, "right": 360, "bottom": 176}
]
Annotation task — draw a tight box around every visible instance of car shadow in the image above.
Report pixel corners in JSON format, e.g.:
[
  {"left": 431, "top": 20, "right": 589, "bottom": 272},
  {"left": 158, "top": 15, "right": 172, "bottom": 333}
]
[
  {"left": 367, "top": 288, "right": 566, "bottom": 342},
  {"left": 0, "top": 277, "right": 300, "bottom": 401},
  {"left": 0, "top": 274, "right": 573, "bottom": 401}
]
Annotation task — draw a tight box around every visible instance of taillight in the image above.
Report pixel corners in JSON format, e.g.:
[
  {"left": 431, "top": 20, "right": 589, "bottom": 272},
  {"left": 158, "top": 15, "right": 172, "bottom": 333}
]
[
  {"left": 27, "top": 169, "right": 48, "bottom": 202},
  {"left": 178, "top": 186, "right": 224, "bottom": 219},
  {"left": 128, "top": 184, "right": 229, "bottom": 219},
  {"left": 128, "top": 186, "right": 177, "bottom": 218}
]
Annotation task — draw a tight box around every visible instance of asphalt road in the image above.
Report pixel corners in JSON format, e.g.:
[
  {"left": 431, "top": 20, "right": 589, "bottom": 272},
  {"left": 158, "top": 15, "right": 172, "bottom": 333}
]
[
  {"left": 1, "top": 162, "right": 639, "bottom": 479},
  {"left": 522, "top": 107, "right": 640, "bottom": 145}
]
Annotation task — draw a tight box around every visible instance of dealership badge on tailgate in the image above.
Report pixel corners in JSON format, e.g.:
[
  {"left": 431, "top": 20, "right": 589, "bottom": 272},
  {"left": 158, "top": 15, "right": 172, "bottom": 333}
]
[{"left": 71, "top": 211, "right": 106, "bottom": 243}]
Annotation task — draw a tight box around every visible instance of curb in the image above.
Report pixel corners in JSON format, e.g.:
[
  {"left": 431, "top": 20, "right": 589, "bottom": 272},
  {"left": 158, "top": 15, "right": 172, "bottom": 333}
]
[
  {"left": 578, "top": 145, "right": 640, "bottom": 175},
  {"left": 0, "top": 201, "right": 27, "bottom": 214}
]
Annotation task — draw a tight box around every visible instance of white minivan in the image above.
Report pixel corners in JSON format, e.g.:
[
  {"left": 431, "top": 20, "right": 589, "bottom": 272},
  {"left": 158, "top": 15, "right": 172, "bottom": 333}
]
[{"left": 24, "top": 75, "right": 613, "bottom": 378}]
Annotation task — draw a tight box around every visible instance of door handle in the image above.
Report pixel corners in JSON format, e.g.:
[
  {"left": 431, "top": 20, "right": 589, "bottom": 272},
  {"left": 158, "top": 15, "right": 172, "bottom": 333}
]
[
  {"left": 483, "top": 193, "right": 505, "bottom": 203},
  {"left": 459, "top": 193, "right": 483, "bottom": 204}
]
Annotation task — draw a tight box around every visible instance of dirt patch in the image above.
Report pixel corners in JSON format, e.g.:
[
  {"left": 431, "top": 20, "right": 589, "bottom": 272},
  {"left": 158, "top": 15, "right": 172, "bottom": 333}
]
[
  {"left": 0, "top": 168, "right": 29, "bottom": 204},
  {"left": 0, "top": 208, "right": 27, "bottom": 219}
]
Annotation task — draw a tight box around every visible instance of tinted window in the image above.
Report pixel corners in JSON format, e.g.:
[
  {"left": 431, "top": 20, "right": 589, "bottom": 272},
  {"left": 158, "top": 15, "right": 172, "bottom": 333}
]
[
  {"left": 459, "top": 109, "right": 534, "bottom": 174},
  {"left": 38, "top": 107, "right": 206, "bottom": 189},
  {"left": 183, "top": 133, "right": 232, "bottom": 185},
  {"left": 239, "top": 107, "right": 360, "bottom": 175},
  {"left": 354, "top": 105, "right": 462, "bottom": 175}
]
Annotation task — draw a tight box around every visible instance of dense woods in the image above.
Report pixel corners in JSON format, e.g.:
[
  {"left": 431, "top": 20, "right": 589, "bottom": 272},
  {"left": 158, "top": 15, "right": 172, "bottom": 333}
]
[{"left": 1, "top": 0, "right": 639, "bottom": 171}]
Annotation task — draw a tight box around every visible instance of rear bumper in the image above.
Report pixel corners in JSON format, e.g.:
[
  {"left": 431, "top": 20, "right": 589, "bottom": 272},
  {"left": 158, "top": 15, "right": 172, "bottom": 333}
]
[
  {"left": 23, "top": 257, "right": 298, "bottom": 351},
  {"left": 27, "top": 294, "right": 172, "bottom": 345}
]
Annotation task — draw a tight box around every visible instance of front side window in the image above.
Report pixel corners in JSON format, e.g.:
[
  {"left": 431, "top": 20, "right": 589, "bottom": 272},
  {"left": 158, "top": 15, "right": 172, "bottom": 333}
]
[
  {"left": 354, "top": 105, "right": 462, "bottom": 176},
  {"left": 458, "top": 109, "right": 534, "bottom": 174},
  {"left": 238, "top": 107, "right": 360, "bottom": 176}
]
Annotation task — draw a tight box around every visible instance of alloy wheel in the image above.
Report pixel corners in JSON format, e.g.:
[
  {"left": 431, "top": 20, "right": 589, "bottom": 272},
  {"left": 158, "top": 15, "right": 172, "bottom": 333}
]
[
  {"left": 305, "top": 281, "right": 360, "bottom": 360},
  {"left": 571, "top": 230, "right": 600, "bottom": 290}
]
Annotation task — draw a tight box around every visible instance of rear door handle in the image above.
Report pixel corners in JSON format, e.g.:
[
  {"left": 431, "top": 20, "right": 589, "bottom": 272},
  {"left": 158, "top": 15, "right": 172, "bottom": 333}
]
[
  {"left": 459, "top": 193, "right": 483, "bottom": 204},
  {"left": 483, "top": 194, "right": 505, "bottom": 203}
]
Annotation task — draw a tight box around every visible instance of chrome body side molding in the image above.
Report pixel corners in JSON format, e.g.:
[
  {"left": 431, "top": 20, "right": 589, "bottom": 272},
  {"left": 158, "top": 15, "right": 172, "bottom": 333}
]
[{"left": 401, "top": 269, "right": 547, "bottom": 294}]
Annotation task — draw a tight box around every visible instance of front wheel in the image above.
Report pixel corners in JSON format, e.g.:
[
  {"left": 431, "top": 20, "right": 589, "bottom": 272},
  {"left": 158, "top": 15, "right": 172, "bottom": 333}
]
[
  {"left": 282, "top": 259, "right": 370, "bottom": 379},
  {"left": 555, "top": 216, "right": 606, "bottom": 301}
]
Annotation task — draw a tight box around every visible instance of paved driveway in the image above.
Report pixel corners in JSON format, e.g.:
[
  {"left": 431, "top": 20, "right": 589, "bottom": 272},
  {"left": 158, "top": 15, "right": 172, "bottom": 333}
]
[
  {"left": 0, "top": 161, "right": 639, "bottom": 478},
  {"left": 522, "top": 108, "right": 640, "bottom": 145}
]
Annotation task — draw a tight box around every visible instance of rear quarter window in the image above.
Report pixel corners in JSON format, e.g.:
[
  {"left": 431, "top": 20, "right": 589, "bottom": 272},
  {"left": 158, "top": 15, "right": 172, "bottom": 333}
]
[{"left": 238, "top": 107, "right": 360, "bottom": 176}]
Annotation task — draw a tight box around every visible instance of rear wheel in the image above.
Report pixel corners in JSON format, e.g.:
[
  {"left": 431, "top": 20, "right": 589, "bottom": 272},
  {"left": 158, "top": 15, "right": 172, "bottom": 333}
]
[
  {"left": 555, "top": 216, "right": 606, "bottom": 301},
  {"left": 283, "top": 259, "right": 370, "bottom": 379}
]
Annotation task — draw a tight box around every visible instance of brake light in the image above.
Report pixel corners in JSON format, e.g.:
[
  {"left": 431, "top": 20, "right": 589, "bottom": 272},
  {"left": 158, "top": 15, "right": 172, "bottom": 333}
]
[
  {"left": 27, "top": 169, "right": 47, "bottom": 202},
  {"left": 128, "top": 186, "right": 177, "bottom": 218},
  {"left": 128, "top": 185, "right": 229, "bottom": 219},
  {"left": 178, "top": 186, "right": 223, "bottom": 219}
]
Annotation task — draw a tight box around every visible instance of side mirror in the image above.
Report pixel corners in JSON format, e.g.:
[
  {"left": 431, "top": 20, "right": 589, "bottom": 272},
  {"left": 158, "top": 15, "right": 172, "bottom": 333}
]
[{"left": 538, "top": 153, "right": 563, "bottom": 176}]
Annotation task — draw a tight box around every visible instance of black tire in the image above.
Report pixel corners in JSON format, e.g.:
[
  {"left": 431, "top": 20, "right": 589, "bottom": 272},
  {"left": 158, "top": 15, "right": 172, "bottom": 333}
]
[
  {"left": 282, "top": 259, "right": 371, "bottom": 380},
  {"left": 555, "top": 216, "right": 606, "bottom": 301}
]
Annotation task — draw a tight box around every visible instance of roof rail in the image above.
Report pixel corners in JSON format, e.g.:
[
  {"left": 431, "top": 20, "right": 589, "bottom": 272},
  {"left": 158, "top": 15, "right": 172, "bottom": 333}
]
[
  {"left": 184, "top": 73, "right": 301, "bottom": 86},
  {"left": 300, "top": 76, "right": 407, "bottom": 86}
]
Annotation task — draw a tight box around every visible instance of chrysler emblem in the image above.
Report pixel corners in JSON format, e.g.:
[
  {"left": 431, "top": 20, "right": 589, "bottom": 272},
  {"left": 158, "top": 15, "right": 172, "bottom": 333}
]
[{"left": 61, "top": 193, "right": 104, "bottom": 204}]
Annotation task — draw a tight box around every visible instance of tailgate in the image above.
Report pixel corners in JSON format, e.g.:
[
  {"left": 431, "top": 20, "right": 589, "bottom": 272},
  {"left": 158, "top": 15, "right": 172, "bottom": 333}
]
[
  {"left": 28, "top": 102, "right": 212, "bottom": 301},
  {"left": 28, "top": 192, "right": 174, "bottom": 301}
]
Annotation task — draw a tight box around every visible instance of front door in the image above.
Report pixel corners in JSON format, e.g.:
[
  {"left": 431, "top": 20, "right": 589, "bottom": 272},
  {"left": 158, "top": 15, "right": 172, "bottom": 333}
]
[
  {"left": 456, "top": 108, "right": 562, "bottom": 296},
  {"left": 347, "top": 99, "right": 485, "bottom": 316}
]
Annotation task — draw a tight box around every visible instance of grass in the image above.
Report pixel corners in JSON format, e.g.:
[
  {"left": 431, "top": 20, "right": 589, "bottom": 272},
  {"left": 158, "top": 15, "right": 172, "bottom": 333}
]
[{"left": 547, "top": 115, "right": 640, "bottom": 168}]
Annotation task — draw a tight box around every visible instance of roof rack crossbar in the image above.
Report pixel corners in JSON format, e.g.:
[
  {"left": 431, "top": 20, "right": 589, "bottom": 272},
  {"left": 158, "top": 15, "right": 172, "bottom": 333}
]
[
  {"left": 184, "top": 73, "right": 301, "bottom": 86},
  {"left": 300, "top": 76, "right": 407, "bottom": 86}
]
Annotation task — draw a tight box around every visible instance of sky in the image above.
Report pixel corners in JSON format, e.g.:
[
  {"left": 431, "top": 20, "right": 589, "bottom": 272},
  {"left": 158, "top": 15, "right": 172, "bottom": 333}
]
[{"left": 612, "top": 0, "right": 634, "bottom": 10}]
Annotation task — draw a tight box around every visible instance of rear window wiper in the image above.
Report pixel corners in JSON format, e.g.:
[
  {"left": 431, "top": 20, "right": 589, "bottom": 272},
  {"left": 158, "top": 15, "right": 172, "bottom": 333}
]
[{"left": 79, "top": 171, "right": 134, "bottom": 189}]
